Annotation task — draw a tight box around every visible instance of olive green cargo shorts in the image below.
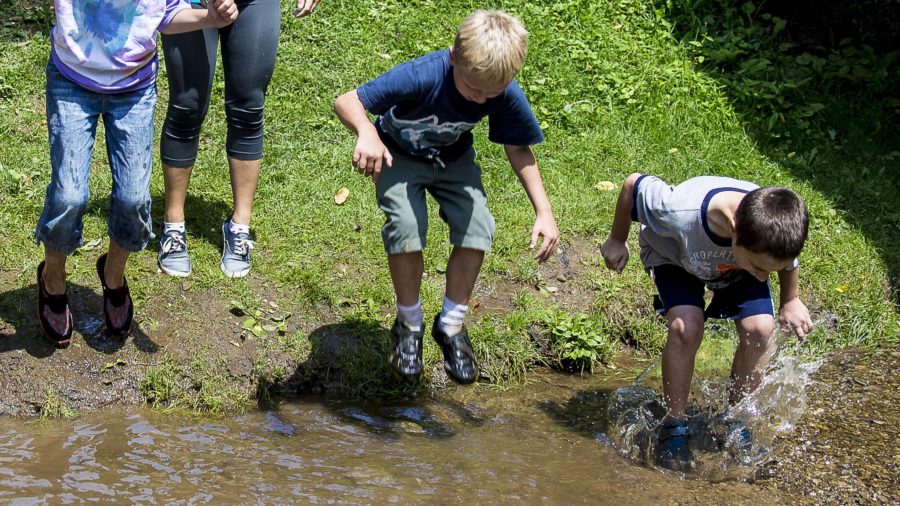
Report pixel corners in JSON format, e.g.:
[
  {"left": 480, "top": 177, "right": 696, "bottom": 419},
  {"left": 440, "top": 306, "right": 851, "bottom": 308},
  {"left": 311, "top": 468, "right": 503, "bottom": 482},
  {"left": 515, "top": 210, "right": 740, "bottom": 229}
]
[{"left": 375, "top": 148, "right": 495, "bottom": 254}]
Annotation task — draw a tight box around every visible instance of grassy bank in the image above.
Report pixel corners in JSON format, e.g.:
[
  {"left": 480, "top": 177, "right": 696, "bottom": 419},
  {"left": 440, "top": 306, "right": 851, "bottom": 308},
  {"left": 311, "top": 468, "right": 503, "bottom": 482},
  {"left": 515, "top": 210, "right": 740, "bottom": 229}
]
[{"left": 0, "top": 0, "right": 896, "bottom": 412}]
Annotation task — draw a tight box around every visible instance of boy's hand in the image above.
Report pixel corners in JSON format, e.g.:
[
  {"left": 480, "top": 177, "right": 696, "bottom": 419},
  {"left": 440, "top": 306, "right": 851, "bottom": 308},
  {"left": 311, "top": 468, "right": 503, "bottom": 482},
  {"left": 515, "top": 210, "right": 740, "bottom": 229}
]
[
  {"left": 779, "top": 297, "right": 814, "bottom": 340},
  {"left": 530, "top": 211, "right": 559, "bottom": 263},
  {"left": 353, "top": 132, "right": 393, "bottom": 183},
  {"left": 293, "top": 0, "right": 321, "bottom": 18},
  {"left": 207, "top": 0, "right": 238, "bottom": 27},
  {"left": 601, "top": 237, "right": 629, "bottom": 274}
]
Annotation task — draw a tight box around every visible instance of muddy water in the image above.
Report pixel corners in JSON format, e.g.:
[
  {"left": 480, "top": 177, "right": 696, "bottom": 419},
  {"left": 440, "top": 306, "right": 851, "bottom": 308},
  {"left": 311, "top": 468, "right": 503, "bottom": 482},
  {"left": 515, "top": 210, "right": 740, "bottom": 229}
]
[{"left": 0, "top": 365, "right": 785, "bottom": 504}]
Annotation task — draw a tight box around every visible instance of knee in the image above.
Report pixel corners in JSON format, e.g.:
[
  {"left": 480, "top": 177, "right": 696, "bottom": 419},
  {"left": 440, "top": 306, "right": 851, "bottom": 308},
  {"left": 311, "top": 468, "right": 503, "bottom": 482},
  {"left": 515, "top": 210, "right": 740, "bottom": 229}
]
[
  {"left": 738, "top": 316, "right": 776, "bottom": 347},
  {"left": 225, "top": 100, "right": 265, "bottom": 131},
  {"left": 667, "top": 313, "right": 704, "bottom": 352},
  {"left": 165, "top": 92, "right": 208, "bottom": 134}
]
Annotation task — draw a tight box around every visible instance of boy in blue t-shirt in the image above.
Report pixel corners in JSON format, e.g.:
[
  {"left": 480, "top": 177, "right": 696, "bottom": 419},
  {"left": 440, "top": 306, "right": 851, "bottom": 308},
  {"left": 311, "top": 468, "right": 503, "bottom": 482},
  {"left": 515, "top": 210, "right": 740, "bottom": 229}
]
[
  {"left": 601, "top": 173, "right": 814, "bottom": 471},
  {"left": 334, "top": 10, "right": 559, "bottom": 385}
]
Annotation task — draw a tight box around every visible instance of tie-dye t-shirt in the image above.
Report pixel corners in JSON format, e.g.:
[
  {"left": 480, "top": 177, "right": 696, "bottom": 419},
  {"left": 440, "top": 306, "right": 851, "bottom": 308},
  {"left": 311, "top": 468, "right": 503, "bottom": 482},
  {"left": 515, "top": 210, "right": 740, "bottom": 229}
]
[
  {"left": 357, "top": 50, "right": 543, "bottom": 161},
  {"left": 51, "top": 0, "right": 189, "bottom": 93}
]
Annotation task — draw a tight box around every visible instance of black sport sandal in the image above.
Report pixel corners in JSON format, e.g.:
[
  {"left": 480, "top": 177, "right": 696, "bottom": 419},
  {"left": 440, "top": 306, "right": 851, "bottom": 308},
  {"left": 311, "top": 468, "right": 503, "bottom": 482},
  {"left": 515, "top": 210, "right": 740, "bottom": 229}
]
[
  {"left": 389, "top": 318, "right": 424, "bottom": 383},
  {"left": 36, "top": 261, "right": 74, "bottom": 348},
  {"left": 96, "top": 253, "right": 133, "bottom": 338},
  {"left": 431, "top": 315, "right": 478, "bottom": 384}
]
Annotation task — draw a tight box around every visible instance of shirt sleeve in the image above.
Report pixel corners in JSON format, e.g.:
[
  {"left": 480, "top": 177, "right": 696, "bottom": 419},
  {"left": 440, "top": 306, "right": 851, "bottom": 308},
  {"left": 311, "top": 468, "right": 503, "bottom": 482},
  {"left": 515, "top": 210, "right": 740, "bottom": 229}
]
[
  {"left": 160, "top": 0, "right": 191, "bottom": 30},
  {"left": 487, "top": 81, "right": 544, "bottom": 146},
  {"left": 357, "top": 58, "right": 429, "bottom": 116},
  {"left": 631, "top": 175, "right": 680, "bottom": 238}
]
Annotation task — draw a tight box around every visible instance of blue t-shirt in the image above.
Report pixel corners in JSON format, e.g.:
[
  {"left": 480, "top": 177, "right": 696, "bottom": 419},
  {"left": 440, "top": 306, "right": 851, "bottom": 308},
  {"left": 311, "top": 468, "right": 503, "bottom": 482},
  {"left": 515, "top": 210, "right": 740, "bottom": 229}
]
[{"left": 357, "top": 49, "right": 543, "bottom": 160}]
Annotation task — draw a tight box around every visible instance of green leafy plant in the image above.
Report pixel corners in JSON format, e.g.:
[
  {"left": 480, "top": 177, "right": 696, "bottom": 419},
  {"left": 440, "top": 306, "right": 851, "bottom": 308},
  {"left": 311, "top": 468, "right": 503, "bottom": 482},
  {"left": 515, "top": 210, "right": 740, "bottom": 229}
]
[
  {"left": 231, "top": 299, "right": 291, "bottom": 339},
  {"left": 543, "top": 311, "right": 617, "bottom": 374}
]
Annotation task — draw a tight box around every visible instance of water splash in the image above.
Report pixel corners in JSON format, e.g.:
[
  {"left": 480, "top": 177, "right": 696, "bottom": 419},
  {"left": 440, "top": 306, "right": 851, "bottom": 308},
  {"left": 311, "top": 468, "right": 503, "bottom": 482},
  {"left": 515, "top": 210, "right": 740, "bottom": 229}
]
[{"left": 605, "top": 332, "right": 822, "bottom": 480}]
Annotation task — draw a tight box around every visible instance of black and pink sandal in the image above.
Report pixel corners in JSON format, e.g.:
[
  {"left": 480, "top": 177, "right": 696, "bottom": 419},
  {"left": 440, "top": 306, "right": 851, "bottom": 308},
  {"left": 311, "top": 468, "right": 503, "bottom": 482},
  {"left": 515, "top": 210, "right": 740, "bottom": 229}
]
[
  {"left": 96, "top": 253, "right": 133, "bottom": 338},
  {"left": 36, "top": 261, "right": 74, "bottom": 348}
]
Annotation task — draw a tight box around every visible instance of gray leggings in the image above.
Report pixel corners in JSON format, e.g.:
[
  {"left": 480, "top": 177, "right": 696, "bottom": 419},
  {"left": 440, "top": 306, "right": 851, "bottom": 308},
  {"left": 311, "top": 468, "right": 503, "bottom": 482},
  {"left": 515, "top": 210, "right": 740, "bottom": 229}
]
[{"left": 160, "top": 0, "right": 280, "bottom": 166}]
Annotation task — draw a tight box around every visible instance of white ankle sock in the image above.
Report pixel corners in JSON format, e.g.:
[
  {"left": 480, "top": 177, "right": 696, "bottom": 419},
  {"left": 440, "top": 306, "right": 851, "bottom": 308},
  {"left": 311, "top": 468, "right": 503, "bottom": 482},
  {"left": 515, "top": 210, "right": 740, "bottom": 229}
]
[
  {"left": 229, "top": 219, "right": 250, "bottom": 235},
  {"left": 438, "top": 296, "right": 468, "bottom": 337},
  {"left": 163, "top": 221, "right": 185, "bottom": 234},
  {"left": 397, "top": 298, "right": 423, "bottom": 331}
]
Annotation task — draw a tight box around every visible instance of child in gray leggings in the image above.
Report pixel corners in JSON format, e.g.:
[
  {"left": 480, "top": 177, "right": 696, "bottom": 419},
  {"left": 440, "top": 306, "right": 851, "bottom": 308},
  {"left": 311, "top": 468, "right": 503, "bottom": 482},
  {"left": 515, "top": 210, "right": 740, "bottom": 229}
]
[{"left": 158, "top": 0, "right": 320, "bottom": 278}]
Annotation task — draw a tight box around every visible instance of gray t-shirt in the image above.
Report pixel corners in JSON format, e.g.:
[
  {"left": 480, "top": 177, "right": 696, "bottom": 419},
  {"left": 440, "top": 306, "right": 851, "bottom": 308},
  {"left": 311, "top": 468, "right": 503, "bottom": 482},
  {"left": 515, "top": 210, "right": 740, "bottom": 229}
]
[{"left": 632, "top": 175, "right": 760, "bottom": 287}]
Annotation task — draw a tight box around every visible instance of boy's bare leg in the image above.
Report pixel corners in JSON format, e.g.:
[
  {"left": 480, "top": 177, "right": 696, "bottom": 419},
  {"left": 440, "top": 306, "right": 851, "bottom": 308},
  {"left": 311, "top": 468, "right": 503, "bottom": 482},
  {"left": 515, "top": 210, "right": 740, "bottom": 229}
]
[
  {"left": 42, "top": 248, "right": 68, "bottom": 295},
  {"left": 445, "top": 246, "right": 484, "bottom": 304},
  {"left": 661, "top": 305, "right": 705, "bottom": 420},
  {"left": 103, "top": 239, "right": 130, "bottom": 289},
  {"left": 729, "top": 314, "right": 777, "bottom": 405},
  {"left": 162, "top": 163, "right": 194, "bottom": 223},
  {"left": 228, "top": 157, "right": 261, "bottom": 225},
  {"left": 388, "top": 252, "right": 425, "bottom": 306}
]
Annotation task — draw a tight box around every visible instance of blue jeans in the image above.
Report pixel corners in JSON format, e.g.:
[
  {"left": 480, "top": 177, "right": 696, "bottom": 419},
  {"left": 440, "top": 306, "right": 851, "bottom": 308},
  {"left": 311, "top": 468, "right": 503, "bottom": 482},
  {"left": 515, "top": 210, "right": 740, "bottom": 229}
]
[{"left": 35, "top": 62, "right": 156, "bottom": 254}]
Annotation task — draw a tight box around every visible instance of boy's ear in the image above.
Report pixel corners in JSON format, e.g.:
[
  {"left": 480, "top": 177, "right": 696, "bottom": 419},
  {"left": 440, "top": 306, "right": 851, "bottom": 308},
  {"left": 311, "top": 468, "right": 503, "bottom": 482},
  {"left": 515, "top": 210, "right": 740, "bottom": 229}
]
[{"left": 448, "top": 46, "right": 455, "bottom": 65}]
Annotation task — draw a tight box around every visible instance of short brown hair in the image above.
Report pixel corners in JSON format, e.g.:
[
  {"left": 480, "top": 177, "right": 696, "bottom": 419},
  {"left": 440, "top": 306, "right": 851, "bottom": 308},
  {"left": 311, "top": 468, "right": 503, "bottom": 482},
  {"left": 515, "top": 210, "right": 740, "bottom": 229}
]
[
  {"left": 734, "top": 187, "right": 809, "bottom": 260},
  {"left": 452, "top": 10, "right": 528, "bottom": 85}
]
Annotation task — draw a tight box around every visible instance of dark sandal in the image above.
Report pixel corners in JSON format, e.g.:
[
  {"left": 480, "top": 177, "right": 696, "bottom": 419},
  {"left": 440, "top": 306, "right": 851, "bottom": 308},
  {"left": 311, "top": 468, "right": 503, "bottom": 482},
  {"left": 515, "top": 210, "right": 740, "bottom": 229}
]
[
  {"left": 96, "top": 253, "right": 133, "bottom": 338},
  {"left": 36, "top": 261, "right": 74, "bottom": 348},
  {"left": 431, "top": 315, "right": 478, "bottom": 385}
]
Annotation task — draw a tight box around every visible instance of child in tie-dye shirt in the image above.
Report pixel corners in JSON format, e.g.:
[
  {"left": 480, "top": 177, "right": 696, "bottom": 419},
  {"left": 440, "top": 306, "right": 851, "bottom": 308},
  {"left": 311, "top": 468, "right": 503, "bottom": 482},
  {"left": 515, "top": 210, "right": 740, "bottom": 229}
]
[{"left": 34, "top": 0, "right": 237, "bottom": 347}]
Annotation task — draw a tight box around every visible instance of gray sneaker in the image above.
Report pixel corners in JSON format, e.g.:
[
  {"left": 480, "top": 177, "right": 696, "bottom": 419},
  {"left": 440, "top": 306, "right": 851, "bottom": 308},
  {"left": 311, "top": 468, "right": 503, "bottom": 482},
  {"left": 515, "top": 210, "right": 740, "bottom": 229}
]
[
  {"left": 221, "top": 220, "right": 254, "bottom": 278},
  {"left": 158, "top": 228, "right": 191, "bottom": 277}
]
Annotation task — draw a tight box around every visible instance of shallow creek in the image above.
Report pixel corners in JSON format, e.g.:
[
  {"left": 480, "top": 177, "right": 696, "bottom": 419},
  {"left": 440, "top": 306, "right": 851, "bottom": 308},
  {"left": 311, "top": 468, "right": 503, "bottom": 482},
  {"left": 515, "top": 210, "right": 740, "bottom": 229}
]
[{"left": 0, "top": 356, "right": 810, "bottom": 504}]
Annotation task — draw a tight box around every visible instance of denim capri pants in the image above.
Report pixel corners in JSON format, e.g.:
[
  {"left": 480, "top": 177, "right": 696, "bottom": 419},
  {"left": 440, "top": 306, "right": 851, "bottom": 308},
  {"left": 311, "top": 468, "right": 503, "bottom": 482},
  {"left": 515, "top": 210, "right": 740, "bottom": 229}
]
[
  {"left": 34, "top": 62, "right": 155, "bottom": 254},
  {"left": 375, "top": 148, "right": 495, "bottom": 254}
]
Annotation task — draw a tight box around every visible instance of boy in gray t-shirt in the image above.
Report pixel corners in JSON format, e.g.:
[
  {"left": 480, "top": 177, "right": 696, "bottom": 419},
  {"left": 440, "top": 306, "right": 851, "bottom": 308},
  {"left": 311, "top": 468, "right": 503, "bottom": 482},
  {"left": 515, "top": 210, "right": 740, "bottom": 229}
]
[{"left": 601, "top": 174, "right": 813, "bottom": 472}]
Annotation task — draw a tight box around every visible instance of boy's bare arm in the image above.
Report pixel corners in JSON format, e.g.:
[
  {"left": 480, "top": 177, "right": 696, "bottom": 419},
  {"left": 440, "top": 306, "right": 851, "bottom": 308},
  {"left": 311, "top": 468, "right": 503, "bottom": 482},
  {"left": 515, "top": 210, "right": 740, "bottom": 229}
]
[
  {"left": 334, "top": 90, "right": 393, "bottom": 182},
  {"left": 777, "top": 267, "right": 814, "bottom": 339},
  {"left": 601, "top": 173, "right": 642, "bottom": 273},
  {"left": 504, "top": 144, "right": 558, "bottom": 263},
  {"left": 161, "top": 0, "right": 238, "bottom": 35}
]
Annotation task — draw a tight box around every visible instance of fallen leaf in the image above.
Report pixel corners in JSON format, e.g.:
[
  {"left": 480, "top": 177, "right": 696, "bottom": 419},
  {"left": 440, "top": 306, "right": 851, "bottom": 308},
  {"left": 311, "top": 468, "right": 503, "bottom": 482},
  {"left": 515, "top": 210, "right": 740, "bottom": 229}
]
[
  {"left": 377, "top": 52, "right": 391, "bottom": 60},
  {"left": 80, "top": 238, "right": 102, "bottom": 251},
  {"left": 334, "top": 187, "right": 350, "bottom": 205},
  {"left": 668, "top": 147, "right": 679, "bottom": 154},
  {"left": 787, "top": 151, "right": 797, "bottom": 158},
  {"left": 230, "top": 341, "right": 241, "bottom": 347},
  {"left": 181, "top": 281, "right": 191, "bottom": 291},
  {"left": 835, "top": 285, "right": 848, "bottom": 293},
  {"left": 594, "top": 181, "right": 616, "bottom": 191}
]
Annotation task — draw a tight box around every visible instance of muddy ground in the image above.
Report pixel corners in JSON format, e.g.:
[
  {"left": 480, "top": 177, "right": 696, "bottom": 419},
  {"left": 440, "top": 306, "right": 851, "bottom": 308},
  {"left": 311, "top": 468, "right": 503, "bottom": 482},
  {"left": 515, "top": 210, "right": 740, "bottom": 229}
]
[{"left": 0, "top": 240, "right": 897, "bottom": 503}]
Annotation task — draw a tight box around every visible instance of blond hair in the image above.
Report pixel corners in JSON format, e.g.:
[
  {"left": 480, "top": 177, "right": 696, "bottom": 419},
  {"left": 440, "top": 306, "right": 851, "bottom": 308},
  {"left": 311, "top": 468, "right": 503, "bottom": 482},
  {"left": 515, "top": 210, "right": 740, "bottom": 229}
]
[{"left": 452, "top": 10, "right": 528, "bottom": 85}]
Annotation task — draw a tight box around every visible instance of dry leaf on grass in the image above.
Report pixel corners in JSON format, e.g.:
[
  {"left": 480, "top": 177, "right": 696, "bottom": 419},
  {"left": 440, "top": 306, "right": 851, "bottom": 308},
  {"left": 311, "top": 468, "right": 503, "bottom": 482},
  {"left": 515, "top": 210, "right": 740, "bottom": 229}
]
[{"left": 334, "top": 187, "right": 350, "bottom": 205}]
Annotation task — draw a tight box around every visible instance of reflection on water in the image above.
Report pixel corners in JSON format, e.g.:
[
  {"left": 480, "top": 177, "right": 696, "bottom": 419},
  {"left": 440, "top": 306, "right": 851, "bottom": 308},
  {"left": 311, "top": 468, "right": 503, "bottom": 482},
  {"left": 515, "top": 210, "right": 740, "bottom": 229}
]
[{"left": 0, "top": 364, "right": 790, "bottom": 503}]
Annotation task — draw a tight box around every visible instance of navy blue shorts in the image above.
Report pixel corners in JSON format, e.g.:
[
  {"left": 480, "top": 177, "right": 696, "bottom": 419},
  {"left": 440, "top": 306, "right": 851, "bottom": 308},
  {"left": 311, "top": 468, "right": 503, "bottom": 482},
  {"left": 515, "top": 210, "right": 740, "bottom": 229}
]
[{"left": 650, "top": 264, "right": 774, "bottom": 321}]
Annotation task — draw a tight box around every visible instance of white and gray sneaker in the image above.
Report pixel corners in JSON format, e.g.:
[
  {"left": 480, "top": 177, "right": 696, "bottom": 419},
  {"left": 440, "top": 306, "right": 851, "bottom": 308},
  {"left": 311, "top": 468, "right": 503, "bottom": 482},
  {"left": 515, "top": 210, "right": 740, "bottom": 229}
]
[
  {"left": 221, "top": 220, "right": 254, "bottom": 278},
  {"left": 158, "top": 228, "right": 191, "bottom": 277}
]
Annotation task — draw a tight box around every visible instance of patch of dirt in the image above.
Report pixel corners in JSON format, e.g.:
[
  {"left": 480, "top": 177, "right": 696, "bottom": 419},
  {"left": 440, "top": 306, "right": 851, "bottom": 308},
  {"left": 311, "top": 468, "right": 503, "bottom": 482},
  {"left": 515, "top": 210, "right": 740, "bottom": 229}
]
[
  {"left": 758, "top": 348, "right": 900, "bottom": 504},
  {"left": 473, "top": 238, "right": 602, "bottom": 318}
]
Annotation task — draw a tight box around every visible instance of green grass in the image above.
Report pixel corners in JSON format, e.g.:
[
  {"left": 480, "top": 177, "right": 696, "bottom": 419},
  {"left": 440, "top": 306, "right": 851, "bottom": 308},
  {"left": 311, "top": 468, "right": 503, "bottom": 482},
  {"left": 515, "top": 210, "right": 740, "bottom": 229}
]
[{"left": 0, "top": 0, "right": 897, "bottom": 405}]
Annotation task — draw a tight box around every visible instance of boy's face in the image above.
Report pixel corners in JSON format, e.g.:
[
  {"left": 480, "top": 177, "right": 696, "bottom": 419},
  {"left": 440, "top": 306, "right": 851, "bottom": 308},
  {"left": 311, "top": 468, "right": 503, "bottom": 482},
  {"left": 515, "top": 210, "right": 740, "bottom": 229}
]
[
  {"left": 732, "top": 245, "right": 793, "bottom": 282},
  {"left": 452, "top": 66, "right": 508, "bottom": 104}
]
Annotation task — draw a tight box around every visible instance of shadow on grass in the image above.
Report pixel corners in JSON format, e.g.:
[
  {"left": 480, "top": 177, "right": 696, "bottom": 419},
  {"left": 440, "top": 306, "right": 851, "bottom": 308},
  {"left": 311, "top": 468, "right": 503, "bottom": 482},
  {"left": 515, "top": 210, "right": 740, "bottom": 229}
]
[
  {"left": 664, "top": 0, "right": 900, "bottom": 302},
  {"left": 0, "top": 282, "right": 159, "bottom": 358},
  {"left": 260, "top": 316, "right": 422, "bottom": 402}
]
